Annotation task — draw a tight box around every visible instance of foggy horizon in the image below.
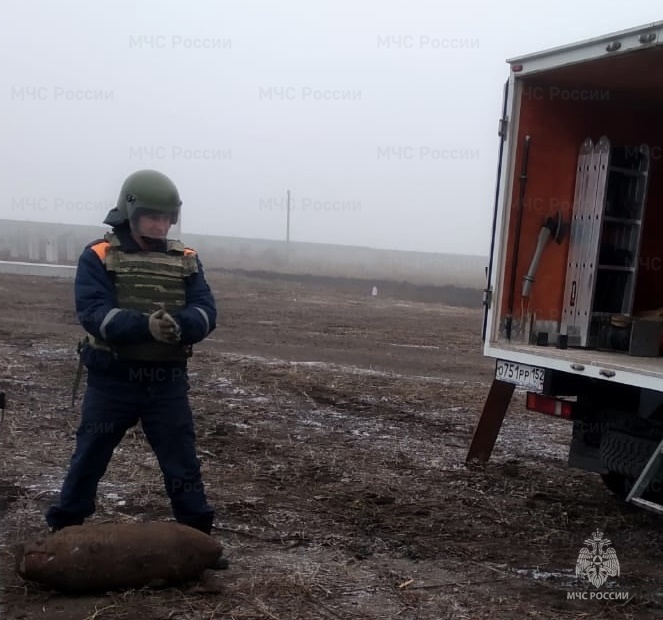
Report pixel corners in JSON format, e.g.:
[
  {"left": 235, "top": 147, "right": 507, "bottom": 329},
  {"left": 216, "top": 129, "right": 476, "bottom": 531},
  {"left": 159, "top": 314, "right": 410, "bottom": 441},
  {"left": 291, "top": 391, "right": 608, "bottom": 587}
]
[{"left": 3, "top": 1, "right": 662, "bottom": 256}]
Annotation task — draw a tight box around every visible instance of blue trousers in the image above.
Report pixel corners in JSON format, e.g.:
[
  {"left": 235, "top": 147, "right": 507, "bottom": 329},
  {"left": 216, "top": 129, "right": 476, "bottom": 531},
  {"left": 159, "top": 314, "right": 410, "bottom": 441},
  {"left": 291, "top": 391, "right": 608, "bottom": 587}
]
[{"left": 45, "top": 377, "right": 215, "bottom": 533}]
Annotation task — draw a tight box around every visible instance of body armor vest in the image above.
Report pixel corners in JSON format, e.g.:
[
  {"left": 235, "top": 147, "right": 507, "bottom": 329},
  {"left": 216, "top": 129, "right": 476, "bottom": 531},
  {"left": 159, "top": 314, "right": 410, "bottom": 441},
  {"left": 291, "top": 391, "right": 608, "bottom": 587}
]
[{"left": 86, "top": 232, "right": 198, "bottom": 361}]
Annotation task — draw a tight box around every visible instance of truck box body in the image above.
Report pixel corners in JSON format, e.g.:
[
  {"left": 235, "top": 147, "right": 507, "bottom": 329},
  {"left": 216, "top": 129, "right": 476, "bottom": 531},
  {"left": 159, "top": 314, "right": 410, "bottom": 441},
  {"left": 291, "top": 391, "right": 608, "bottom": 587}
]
[
  {"left": 485, "top": 22, "right": 663, "bottom": 392},
  {"left": 474, "top": 22, "right": 663, "bottom": 505}
]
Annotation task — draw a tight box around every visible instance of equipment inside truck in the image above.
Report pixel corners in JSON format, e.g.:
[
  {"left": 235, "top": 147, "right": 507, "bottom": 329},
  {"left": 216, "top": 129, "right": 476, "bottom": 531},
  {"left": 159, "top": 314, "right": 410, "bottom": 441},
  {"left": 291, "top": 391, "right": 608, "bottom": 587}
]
[{"left": 495, "top": 43, "right": 663, "bottom": 362}]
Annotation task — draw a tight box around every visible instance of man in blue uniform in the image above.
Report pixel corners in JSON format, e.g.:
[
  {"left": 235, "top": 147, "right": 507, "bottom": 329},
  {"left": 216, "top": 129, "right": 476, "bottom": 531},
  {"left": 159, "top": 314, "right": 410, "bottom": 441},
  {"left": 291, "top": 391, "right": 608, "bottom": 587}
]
[{"left": 45, "top": 170, "right": 221, "bottom": 548}]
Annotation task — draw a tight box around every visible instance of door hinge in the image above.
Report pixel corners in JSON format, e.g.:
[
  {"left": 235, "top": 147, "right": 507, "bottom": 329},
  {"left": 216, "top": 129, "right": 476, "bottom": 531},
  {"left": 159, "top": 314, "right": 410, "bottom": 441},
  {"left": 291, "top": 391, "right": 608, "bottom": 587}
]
[
  {"left": 483, "top": 287, "right": 492, "bottom": 308},
  {"left": 498, "top": 117, "right": 508, "bottom": 139}
]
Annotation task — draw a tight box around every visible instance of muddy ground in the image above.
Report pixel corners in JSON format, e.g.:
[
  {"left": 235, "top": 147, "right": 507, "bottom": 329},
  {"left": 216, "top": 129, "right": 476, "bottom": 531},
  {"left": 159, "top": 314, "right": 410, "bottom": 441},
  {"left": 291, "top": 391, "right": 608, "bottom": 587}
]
[{"left": 1, "top": 269, "right": 662, "bottom": 620}]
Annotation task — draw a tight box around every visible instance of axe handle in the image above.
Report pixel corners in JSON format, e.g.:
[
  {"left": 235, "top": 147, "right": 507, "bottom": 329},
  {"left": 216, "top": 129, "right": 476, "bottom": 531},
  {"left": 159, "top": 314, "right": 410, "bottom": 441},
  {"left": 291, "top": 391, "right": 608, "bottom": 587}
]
[{"left": 522, "top": 227, "right": 553, "bottom": 298}]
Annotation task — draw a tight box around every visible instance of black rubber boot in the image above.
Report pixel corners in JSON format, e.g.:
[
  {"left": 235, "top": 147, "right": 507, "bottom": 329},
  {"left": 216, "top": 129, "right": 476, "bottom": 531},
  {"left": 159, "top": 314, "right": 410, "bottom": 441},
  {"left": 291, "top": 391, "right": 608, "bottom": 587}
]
[
  {"left": 178, "top": 512, "right": 215, "bottom": 535},
  {"left": 211, "top": 556, "right": 230, "bottom": 570}
]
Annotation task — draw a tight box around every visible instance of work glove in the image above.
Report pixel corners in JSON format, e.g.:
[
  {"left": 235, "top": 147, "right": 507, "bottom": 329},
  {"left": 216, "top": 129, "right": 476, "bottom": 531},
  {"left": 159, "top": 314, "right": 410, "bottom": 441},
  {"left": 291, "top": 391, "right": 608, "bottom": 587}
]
[{"left": 148, "top": 309, "right": 182, "bottom": 344}]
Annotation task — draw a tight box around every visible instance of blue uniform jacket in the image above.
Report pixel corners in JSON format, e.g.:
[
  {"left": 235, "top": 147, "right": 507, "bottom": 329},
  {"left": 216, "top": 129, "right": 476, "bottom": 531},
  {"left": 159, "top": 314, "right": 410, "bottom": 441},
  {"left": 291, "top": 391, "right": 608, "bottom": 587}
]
[{"left": 75, "top": 226, "right": 217, "bottom": 384}]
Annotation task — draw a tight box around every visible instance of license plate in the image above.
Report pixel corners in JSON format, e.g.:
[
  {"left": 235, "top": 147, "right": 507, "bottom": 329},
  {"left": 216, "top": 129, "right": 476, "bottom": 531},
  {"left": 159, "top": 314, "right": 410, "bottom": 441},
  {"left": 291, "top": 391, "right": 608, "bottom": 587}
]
[{"left": 495, "top": 359, "right": 545, "bottom": 392}]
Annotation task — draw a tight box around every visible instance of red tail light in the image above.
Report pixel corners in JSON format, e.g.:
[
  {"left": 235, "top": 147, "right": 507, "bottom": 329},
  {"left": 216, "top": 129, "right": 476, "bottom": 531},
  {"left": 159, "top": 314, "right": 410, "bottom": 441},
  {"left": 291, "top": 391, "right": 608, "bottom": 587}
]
[{"left": 526, "top": 392, "right": 574, "bottom": 420}]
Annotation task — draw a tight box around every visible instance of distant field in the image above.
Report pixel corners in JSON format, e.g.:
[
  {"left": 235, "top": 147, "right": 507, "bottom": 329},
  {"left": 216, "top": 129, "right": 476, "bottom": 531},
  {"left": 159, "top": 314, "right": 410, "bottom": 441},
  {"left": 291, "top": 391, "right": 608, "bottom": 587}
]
[{"left": 0, "top": 218, "right": 489, "bottom": 290}]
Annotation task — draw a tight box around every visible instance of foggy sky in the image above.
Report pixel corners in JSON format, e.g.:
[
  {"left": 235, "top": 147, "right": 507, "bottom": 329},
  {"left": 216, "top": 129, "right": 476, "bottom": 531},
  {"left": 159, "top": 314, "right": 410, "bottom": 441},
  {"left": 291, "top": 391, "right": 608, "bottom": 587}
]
[{"left": 2, "top": 1, "right": 662, "bottom": 255}]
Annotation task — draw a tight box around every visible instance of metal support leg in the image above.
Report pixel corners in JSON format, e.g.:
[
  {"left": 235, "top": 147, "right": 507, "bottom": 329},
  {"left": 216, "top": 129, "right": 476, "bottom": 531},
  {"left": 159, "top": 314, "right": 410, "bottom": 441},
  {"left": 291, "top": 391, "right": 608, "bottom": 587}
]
[{"left": 466, "top": 379, "right": 515, "bottom": 463}]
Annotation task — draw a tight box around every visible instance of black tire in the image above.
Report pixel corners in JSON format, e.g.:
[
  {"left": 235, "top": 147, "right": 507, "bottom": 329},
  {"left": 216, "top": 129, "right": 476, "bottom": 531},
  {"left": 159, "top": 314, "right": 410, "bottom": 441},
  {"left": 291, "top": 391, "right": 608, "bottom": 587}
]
[
  {"left": 600, "top": 471, "right": 633, "bottom": 500},
  {"left": 600, "top": 430, "right": 663, "bottom": 478},
  {"left": 600, "top": 430, "right": 663, "bottom": 502}
]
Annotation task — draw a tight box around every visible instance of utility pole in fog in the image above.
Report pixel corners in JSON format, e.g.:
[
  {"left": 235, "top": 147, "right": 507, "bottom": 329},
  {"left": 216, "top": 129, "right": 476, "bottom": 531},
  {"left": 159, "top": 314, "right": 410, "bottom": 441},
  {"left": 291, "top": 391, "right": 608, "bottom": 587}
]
[
  {"left": 285, "top": 189, "right": 291, "bottom": 266},
  {"left": 286, "top": 189, "right": 291, "bottom": 244}
]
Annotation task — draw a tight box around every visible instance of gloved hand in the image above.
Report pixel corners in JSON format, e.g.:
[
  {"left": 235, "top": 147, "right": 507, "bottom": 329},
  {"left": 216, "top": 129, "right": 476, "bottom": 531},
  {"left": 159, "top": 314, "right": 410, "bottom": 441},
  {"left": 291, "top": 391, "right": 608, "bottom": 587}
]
[
  {"left": 161, "top": 310, "right": 182, "bottom": 342},
  {"left": 148, "top": 309, "right": 182, "bottom": 343}
]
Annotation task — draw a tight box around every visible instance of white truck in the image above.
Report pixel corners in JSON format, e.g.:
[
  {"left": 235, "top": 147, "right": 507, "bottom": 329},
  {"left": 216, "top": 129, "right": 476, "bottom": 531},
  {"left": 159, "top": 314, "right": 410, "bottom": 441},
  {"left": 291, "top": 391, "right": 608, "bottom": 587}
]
[{"left": 467, "top": 21, "right": 663, "bottom": 513}]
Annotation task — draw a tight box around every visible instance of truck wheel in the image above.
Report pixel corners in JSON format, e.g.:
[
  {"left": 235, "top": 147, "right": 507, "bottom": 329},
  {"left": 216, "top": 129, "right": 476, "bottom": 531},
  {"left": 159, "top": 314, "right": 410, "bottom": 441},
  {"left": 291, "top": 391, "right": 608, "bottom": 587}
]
[
  {"left": 600, "top": 430, "right": 663, "bottom": 501},
  {"left": 600, "top": 472, "right": 633, "bottom": 500}
]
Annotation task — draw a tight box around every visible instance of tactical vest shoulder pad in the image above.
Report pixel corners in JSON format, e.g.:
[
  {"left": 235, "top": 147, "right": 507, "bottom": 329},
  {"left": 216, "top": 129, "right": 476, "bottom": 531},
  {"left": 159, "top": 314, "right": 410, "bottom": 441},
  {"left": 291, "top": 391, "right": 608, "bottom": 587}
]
[
  {"left": 181, "top": 247, "right": 198, "bottom": 273},
  {"left": 166, "top": 239, "right": 197, "bottom": 258},
  {"left": 105, "top": 231, "right": 122, "bottom": 247},
  {"left": 88, "top": 232, "right": 119, "bottom": 263},
  {"left": 166, "top": 239, "right": 185, "bottom": 253}
]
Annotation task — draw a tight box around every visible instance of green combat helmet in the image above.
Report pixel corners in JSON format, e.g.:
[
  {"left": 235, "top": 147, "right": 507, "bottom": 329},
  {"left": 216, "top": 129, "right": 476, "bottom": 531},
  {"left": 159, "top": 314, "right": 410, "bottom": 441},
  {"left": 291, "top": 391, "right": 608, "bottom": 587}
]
[{"left": 103, "top": 170, "right": 182, "bottom": 227}]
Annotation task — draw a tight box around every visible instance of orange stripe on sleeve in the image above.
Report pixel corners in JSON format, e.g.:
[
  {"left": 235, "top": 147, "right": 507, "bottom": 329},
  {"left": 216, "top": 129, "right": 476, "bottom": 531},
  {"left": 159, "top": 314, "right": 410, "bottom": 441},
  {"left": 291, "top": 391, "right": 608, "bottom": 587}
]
[{"left": 90, "top": 241, "right": 111, "bottom": 261}]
